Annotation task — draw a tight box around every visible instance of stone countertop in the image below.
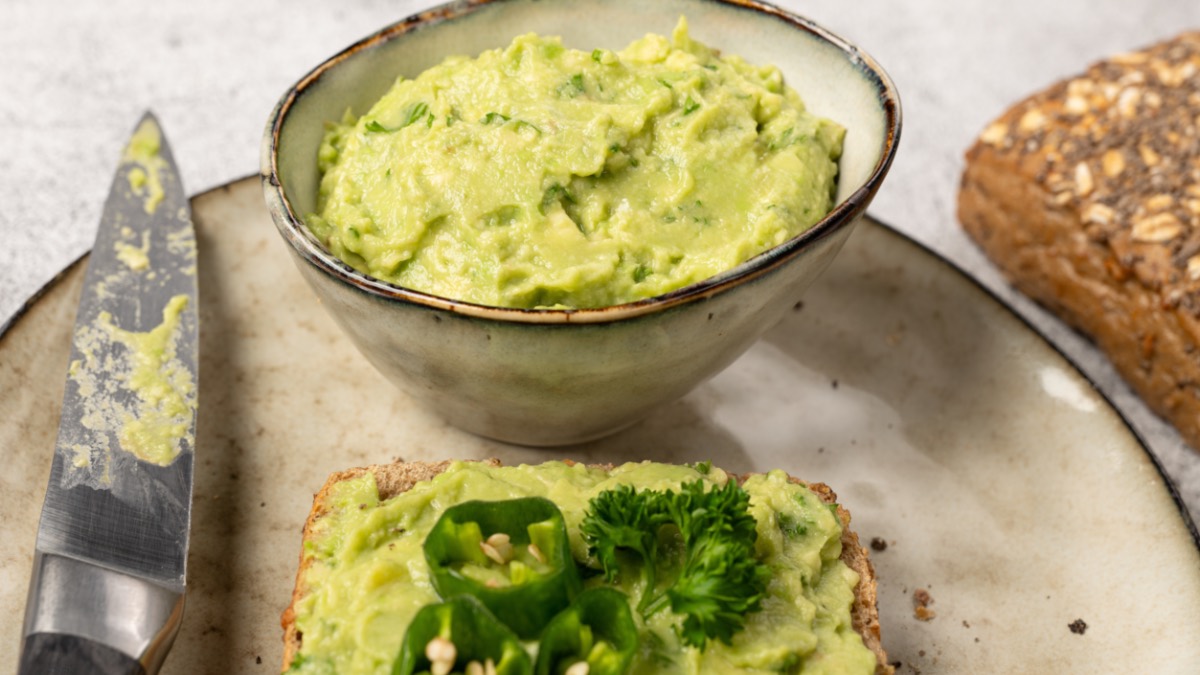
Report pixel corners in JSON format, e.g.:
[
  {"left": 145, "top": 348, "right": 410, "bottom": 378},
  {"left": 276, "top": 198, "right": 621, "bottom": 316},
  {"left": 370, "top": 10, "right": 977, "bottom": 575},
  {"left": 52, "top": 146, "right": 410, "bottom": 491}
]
[{"left": 2, "top": 0, "right": 1198, "bottom": 519}]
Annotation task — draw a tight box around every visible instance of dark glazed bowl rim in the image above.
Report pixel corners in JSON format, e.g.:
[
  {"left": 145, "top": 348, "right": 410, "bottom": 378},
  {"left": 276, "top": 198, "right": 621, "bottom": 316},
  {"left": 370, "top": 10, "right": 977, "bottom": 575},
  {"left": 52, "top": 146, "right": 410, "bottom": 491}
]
[{"left": 262, "top": 0, "right": 902, "bottom": 325}]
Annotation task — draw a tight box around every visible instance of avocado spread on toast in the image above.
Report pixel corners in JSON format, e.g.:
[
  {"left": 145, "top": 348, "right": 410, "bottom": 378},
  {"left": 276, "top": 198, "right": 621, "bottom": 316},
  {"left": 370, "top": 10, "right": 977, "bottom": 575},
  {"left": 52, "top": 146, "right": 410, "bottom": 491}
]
[{"left": 287, "top": 461, "right": 876, "bottom": 674}]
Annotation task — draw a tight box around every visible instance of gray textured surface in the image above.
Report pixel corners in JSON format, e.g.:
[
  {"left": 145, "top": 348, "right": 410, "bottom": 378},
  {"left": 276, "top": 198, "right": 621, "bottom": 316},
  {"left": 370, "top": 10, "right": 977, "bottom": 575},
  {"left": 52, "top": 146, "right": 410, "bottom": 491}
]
[{"left": 2, "top": 0, "right": 1198, "bottom": 519}]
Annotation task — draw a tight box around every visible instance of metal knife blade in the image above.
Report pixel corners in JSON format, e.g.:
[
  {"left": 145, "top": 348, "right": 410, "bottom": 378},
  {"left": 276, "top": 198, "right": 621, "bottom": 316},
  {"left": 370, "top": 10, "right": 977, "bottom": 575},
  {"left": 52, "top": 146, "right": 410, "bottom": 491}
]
[{"left": 21, "top": 112, "right": 198, "bottom": 675}]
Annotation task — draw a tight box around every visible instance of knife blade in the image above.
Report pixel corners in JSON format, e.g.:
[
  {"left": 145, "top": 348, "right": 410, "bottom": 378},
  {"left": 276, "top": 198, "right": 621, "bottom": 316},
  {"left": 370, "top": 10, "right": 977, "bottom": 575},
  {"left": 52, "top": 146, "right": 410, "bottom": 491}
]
[{"left": 20, "top": 112, "right": 198, "bottom": 675}]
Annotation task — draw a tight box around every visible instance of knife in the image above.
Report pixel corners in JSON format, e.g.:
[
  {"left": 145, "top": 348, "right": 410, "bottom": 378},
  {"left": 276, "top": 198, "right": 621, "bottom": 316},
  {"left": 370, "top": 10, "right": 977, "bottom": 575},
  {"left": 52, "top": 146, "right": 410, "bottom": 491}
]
[{"left": 20, "top": 112, "right": 198, "bottom": 675}]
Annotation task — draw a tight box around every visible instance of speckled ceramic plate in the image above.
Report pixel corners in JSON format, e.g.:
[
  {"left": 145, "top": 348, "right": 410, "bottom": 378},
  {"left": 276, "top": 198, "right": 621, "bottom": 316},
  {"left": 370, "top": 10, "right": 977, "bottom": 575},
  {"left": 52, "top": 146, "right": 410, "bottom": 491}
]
[{"left": 2, "top": 177, "right": 1198, "bottom": 673}]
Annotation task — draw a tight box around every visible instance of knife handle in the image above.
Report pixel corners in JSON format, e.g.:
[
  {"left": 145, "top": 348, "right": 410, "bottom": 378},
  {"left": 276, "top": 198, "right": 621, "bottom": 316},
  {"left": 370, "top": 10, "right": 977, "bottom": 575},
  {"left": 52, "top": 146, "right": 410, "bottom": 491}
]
[
  {"left": 21, "top": 552, "right": 184, "bottom": 675},
  {"left": 19, "top": 633, "right": 147, "bottom": 675}
]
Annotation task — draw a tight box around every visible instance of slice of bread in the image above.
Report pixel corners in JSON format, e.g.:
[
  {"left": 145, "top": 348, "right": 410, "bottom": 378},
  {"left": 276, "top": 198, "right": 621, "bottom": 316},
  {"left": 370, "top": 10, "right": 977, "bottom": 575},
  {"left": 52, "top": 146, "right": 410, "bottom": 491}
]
[
  {"left": 281, "top": 460, "right": 892, "bottom": 674},
  {"left": 958, "top": 32, "right": 1200, "bottom": 450}
]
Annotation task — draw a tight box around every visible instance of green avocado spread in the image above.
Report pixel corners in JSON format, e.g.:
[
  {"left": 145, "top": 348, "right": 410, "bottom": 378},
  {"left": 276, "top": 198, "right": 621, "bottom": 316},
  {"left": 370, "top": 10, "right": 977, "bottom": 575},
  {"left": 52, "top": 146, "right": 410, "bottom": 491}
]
[
  {"left": 287, "top": 461, "right": 876, "bottom": 674},
  {"left": 67, "top": 294, "right": 195, "bottom": 474},
  {"left": 308, "top": 19, "right": 844, "bottom": 309},
  {"left": 124, "top": 117, "right": 167, "bottom": 215}
]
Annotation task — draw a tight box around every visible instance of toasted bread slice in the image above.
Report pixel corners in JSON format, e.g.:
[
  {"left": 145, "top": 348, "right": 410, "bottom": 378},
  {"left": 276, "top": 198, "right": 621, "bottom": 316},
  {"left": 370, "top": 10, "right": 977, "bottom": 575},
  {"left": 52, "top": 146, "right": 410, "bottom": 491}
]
[{"left": 281, "top": 460, "right": 892, "bottom": 674}]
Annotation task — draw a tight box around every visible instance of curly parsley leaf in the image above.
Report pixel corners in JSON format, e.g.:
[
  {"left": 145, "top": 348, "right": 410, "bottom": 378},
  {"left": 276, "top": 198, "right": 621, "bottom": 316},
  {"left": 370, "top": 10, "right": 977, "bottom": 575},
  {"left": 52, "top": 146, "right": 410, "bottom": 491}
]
[
  {"left": 579, "top": 484, "right": 667, "bottom": 590},
  {"left": 580, "top": 478, "right": 770, "bottom": 649}
]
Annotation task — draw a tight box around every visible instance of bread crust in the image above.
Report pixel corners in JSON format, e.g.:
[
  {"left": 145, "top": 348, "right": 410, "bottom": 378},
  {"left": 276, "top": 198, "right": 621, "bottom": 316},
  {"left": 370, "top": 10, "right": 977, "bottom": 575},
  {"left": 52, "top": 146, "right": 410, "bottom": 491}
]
[
  {"left": 958, "top": 32, "right": 1200, "bottom": 450},
  {"left": 281, "top": 460, "right": 891, "bottom": 674}
]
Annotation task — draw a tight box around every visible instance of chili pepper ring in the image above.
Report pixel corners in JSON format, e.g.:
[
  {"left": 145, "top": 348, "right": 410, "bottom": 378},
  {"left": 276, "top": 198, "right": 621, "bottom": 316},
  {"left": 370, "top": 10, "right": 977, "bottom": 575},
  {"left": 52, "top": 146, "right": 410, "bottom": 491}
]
[
  {"left": 534, "top": 587, "right": 638, "bottom": 675},
  {"left": 424, "top": 497, "right": 582, "bottom": 639},
  {"left": 393, "top": 595, "right": 532, "bottom": 675}
]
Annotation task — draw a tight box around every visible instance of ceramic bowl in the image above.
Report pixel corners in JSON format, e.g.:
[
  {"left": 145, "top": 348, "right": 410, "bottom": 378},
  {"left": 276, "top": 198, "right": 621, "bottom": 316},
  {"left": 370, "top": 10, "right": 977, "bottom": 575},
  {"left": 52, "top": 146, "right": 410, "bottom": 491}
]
[{"left": 261, "top": 0, "right": 901, "bottom": 446}]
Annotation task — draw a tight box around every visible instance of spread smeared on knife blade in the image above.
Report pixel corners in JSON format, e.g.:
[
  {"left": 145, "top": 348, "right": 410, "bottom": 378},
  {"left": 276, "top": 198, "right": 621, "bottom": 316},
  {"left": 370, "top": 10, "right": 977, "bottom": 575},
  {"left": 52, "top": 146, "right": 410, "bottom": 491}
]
[
  {"left": 124, "top": 117, "right": 167, "bottom": 215},
  {"left": 166, "top": 226, "right": 198, "bottom": 278},
  {"left": 115, "top": 228, "right": 152, "bottom": 272},
  {"left": 64, "top": 294, "right": 195, "bottom": 485}
]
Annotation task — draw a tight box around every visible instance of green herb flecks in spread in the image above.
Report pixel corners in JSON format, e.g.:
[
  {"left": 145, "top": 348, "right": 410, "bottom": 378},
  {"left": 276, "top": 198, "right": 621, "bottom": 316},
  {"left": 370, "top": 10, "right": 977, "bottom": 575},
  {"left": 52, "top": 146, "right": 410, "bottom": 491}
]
[
  {"left": 308, "top": 18, "right": 843, "bottom": 309},
  {"left": 287, "top": 462, "right": 876, "bottom": 675}
]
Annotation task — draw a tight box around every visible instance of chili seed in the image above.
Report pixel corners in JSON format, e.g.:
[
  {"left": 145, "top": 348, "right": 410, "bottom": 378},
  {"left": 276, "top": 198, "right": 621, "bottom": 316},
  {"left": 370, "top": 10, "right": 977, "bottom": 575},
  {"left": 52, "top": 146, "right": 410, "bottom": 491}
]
[
  {"left": 485, "top": 533, "right": 514, "bottom": 561},
  {"left": 425, "top": 637, "right": 456, "bottom": 675},
  {"left": 527, "top": 542, "right": 547, "bottom": 564},
  {"left": 480, "top": 542, "right": 508, "bottom": 565}
]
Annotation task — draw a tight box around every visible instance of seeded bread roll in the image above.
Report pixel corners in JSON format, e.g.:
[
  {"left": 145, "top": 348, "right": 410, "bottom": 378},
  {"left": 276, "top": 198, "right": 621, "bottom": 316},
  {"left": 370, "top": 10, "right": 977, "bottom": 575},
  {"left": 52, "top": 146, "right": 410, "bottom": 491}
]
[
  {"left": 958, "top": 32, "right": 1200, "bottom": 450},
  {"left": 281, "top": 459, "right": 892, "bottom": 675}
]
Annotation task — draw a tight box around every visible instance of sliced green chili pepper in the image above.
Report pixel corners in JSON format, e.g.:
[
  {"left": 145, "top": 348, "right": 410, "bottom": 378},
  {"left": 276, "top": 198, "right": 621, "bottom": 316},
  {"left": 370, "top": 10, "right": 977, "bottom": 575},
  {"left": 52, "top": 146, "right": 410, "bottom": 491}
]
[
  {"left": 425, "top": 497, "right": 581, "bottom": 639},
  {"left": 534, "top": 588, "right": 638, "bottom": 675},
  {"left": 393, "top": 596, "right": 532, "bottom": 675}
]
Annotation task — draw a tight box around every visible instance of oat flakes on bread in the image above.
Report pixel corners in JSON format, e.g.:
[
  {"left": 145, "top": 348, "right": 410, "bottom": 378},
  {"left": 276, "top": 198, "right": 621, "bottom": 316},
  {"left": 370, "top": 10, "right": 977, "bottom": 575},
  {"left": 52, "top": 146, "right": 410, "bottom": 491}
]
[
  {"left": 958, "top": 32, "right": 1200, "bottom": 450},
  {"left": 281, "top": 459, "right": 892, "bottom": 675}
]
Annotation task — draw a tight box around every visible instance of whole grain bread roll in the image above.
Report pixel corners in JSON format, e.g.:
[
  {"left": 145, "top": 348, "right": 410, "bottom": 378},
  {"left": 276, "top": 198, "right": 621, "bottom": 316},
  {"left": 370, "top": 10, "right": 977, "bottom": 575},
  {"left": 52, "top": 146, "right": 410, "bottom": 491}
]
[
  {"left": 958, "top": 32, "right": 1200, "bottom": 450},
  {"left": 281, "top": 459, "right": 892, "bottom": 674}
]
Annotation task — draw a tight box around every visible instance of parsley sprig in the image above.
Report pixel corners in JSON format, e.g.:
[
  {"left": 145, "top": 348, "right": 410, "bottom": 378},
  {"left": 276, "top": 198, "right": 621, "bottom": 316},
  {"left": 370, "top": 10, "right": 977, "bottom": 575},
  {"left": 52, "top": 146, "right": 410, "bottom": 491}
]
[{"left": 580, "top": 479, "right": 770, "bottom": 649}]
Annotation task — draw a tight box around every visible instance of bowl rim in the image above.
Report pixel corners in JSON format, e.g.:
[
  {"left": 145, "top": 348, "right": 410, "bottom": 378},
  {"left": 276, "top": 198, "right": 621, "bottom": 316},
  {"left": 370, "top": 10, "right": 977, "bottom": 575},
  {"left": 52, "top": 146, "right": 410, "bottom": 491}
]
[{"left": 261, "top": 0, "right": 902, "bottom": 325}]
